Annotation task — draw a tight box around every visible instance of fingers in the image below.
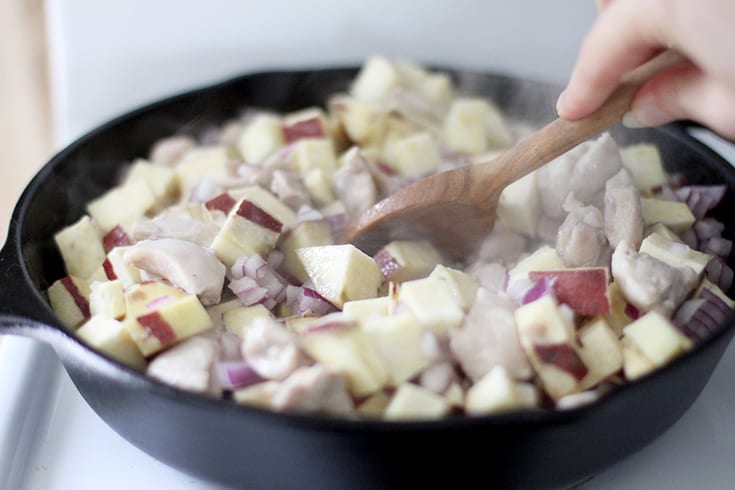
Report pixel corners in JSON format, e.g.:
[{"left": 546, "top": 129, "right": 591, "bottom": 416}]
[
  {"left": 624, "top": 62, "right": 735, "bottom": 139},
  {"left": 557, "top": 0, "right": 677, "bottom": 119}
]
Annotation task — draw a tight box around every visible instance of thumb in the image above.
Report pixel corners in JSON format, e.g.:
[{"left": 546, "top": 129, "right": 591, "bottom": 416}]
[{"left": 624, "top": 62, "right": 735, "bottom": 139}]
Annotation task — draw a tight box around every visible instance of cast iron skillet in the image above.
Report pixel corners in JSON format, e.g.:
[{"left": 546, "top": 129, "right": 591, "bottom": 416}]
[{"left": 1, "top": 67, "right": 734, "bottom": 490}]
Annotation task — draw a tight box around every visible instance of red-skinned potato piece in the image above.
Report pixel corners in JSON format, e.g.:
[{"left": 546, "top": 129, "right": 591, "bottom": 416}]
[{"left": 528, "top": 268, "right": 611, "bottom": 317}]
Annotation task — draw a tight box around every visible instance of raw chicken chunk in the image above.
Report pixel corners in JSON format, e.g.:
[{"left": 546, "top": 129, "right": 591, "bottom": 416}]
[
  {"left": 611, "top": 241, "right": 698, "bottom": 316},
  {"left": 604, "top": 169, "right": 644, "bottom": 249},
  {"left": 272, "top": 365, "right": 355, "bottom": 416},
  {"left": 242, "top": 317, "right": 304, "bottom": 380},
  {"left": 556, "top": 194, "right": 611, "bottom": 268}
]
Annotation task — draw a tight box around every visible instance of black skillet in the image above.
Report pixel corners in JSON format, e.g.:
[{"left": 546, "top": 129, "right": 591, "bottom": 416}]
[{"left": 1, "top": 67, "right": 734, "bottom": 490}]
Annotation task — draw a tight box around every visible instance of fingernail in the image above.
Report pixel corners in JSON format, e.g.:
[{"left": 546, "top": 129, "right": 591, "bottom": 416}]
[
  {"left": 622, "top": 103, "right": 670, "bottom": 129},
  {"left": 555, "top": 89, "right": 567, "bottom": 115}
]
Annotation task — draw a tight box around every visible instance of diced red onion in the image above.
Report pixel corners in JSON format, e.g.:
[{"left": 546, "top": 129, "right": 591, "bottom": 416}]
[
  {"left": 675, "top": 185, "right": 727, "bottom": 220},
  {"left": 683, "top": 228, "right": 698, "bottom": 249},
  {"left": 523, "top": 277, "right": 555, "bottom": 304},
  {"left": 702, "top": 237, "right": 733, "bottom": 259},
  {"left": 219, "top": 331, "right": 244, "bottom": 362},
  {"left": 286, "top": 285, "right": 335, "bottom": 316},
  {"left": 229, "top": 276, "right": 268, "bottom": 306},
  {"left": 694, "top": 218, "right": 725, "bottom": 241},
  {"left": 507, "top": 277, "right": 555, "bottom": 305},
  {"left": 706, "top": 257, "right": 734, "bottom": 292},
  {"left": 215, "top": 361, "right": 263, "bottom": 390},
  {"left": 673, "top": 287, "right": 733, "bottom": 342}
]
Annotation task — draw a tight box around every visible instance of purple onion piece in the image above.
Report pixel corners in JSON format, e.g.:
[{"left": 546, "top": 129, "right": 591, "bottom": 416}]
[{"left": 216, "top": 361, "right": 263, "bottom": 390}]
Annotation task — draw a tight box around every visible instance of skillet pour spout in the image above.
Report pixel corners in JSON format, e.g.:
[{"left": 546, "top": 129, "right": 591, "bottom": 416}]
[{"left": 0, "top": 66, "right": 734, "bottom": 489}]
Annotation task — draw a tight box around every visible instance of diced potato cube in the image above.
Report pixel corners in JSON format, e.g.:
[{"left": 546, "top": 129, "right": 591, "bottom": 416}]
[
  {"left": 363, "top": 313, "right": 431, "bottom": 386},
  {"left": 282, "top": 107, "right": 328, "bottom": 143},
  {"left": 98, "top": 246, "right": 142, "bottom": 288},
  {"left": 508, "top": 245, "right": 566, "bottom": 279},
  {"left": 89, "top": 280, "right": 126, "bottom": 319},
  {"left": 302, "top": 169, "right": 336, "bottom": 207},
  {"left": 515, "top": 296, "right": 585, "bottom": 400},
  {"left": 384, "top": 383, "right": 449, "bottom": 421},
  {"left": 301, "top": 325, "right": 388, "bottom": 396},
  {"left": 621, "top": 337, "right": 657, "bottom": 381},
  {"left": 47, "top": 275, "right": 91, "bottom": 329},
  {"left": 124, "top": 281, "right": 188, "bottom": 318},
  {"left": 333, "top": 96, "right": 386, "bottom": 147},
  {"left": 639, "top": 232, "right": 711, "bottom": 275},
  {"left": 229, "top": 186, "right": 297, "bottom": 231},
  {"left": 397, "top": 277, "right": 464, "bottom": 335},
  {"left": 465, "top": 365, "right": 535, "bottom": 415},
  {"left": 357, "top": 391, "right": 391, "bottom": 418},
  {"left": 443, "top": 98, "right": 491, "bottom": 154},
  {"left": 351, "top": 55, "right": 402, "bottom": 102},
  {"left": 342, "top": 296, "right": 392, "bottom": 322},
  {"left": 280, "top": 220, "right": 334, "bottom": 283},
  {"left": 640, "top": 197, "right": 696, "bottom": 233},
  {"left": 383, "top": 132, "right": 441, "bottom": 178},
  {"left": 87, "top": 179, "right": 156, "bottom": 232},
  {"left": 602, "top": 281, "right": 635, "bottom": 337},
  {"left": 210, "top": 199, "right": 283, "bottom": 267},
  {"left": 577, "top": 318, "right": 623, "bottom": 390},
  {"left": 428, "top": 264, "right": 479, "bottom": 312},
  {"left": 124, "top": 159, "right": 178, "bottom": 207},
  {"left": 54, "top": 215, "right": 106, "bottom": 279},
  {"left": 76, "top": 315, "right": 146, "bottom": 369},
  {"left": 237, "top": 114, "right": 284, "bottom": 163},
  {"left": 297, "top": 244, "right": 381, "bottom": 308},
  {"left": 293, "top": 138, "right": 338, "bottom": 175},
  {"left": 125, "top": 294, "right": 214, "bottom": 357},
  {"left": 622, "top": 310, "right": 692, "bottom": 367},
  {"left": 233, "top": 381, "right": 280, "bottom": 408},
  {"left": 497, "top": 170, "right": 541, "bottom": 238},
  {"left": 222, "top": 304, "right": 274, "bottom": 337},
  {"left": 174, "top": 146, "right": 230, "bottom": 200},
  {"left": 373, "top": 240, "right": 443, "bottom": 283},
  {"left": 620, "top": 143, "right": 667, "bottom": 194}
]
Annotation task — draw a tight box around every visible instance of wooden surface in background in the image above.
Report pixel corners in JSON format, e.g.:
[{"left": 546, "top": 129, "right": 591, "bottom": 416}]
[{"left": 0, "top": 0, "right": 53, "bottom": 244}]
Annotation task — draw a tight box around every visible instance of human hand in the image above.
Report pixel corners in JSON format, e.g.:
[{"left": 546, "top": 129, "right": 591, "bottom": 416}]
[{"left": 556, "top": 0, "right": 735, "bottom": 139}]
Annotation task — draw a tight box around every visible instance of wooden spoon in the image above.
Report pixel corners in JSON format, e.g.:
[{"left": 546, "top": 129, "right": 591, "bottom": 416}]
[{"left": 345, "top": 51, "right": 684, "bottom": 260}]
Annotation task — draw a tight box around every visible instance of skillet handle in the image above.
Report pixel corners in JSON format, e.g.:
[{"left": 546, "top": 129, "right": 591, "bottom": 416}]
[{"left": 0, "top": 236, "right": 60, "bottom": 339}]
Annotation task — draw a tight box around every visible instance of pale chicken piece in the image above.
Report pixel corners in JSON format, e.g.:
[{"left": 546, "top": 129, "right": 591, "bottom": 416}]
[
  {"left": 537, "top": 134, "right": 622, "bottom": 219},
  {"left": 124, "top": 238, "right": 226, "bottom": 305},
  {"left": 332, "top": 147, "right": 378, "bottom": 217},
  {"left": 449, "top": 288, "right": 532, "bottom": 382},
  {"left": 536, "top": 215, "right": 563, "bottom": 246},
  {"left": 271, "top": 365, "right": 355, "bottom": 416},
  {"left": 149, "top": 135, "right": 196, "bottom": 166},
  {"left": 556, "top": 194, "right": 611, "bottom": 268},
  {"left": 472, "top": 221, "right": 527, "bottom": 264},
  {"left": 132, "top": 213, "right": 221, "bottom": 248},
  {"left": 611, "top": 241, "right": 698, "bottom": 316},
  {"left": 147, "top": 336, "right": 220, "bottom": 395},
  {"left": 537, "top": 143, "right": 589, "bottom": 220},
  {"left": 270, "top": 170, "right": 311, "bottom": 210},
  {"left": 242, "top": 317, "right": 304, "bottom": 381},
  {"left": 567, "top": 133, "right": 623, "bottom": 210},
  {"left": 466, "top": 262, "right": 507, "bottom": 292},
  {"left": 604, "top": 169, "right": 645, "bottom": 249}
]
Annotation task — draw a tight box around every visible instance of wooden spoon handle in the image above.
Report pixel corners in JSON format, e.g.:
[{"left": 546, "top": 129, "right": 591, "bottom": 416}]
[{"left": 475, "top": 50, "right": 685, "bottom": 184}]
